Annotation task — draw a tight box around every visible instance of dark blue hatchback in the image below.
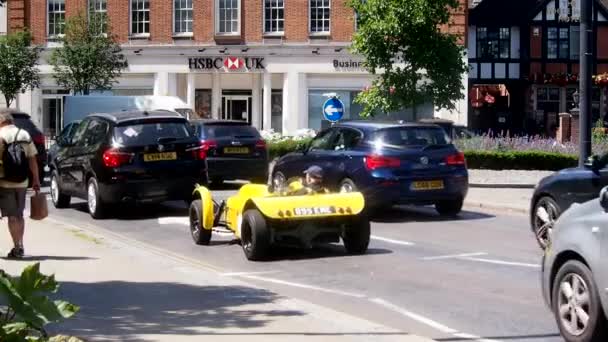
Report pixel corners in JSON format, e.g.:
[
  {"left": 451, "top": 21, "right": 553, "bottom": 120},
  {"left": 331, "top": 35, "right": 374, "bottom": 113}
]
[{"left": 272, "top": 121, "right": 469, "bottom": 215}]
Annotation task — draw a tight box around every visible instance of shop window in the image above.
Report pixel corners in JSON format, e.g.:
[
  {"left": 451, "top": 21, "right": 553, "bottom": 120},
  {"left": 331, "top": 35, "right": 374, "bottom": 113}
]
[
  {"left": 174, "top": 0, "right": 193, "bottom": 35},
  {"left": 112, "top": 89, "right": 153, "bottom": 96},
  {"left": 476, "top": 27, "right": 510, "bottom": 59},
  {"left": 89, "top": 0, "right": 107, "bottom": 34},
  {"left": 1, "top": 1, "right": 8, "bottom": 35},
  {"left": 310, "top": 0, "right": 330, "bottom": 34},
  {"left": 547, "top": 27, "right": 570, "bottom": 59},
  {"left": 130, "top": 0, "right": 150, "bottom": 37},
  {"left": 216, "top": 0, "right": 240, "bottom": 35},
  {"left": 264, "top": 0, "right": 284, "bottom": 34},
  {"left": 271, "top": 90, "right": 283, "bottom": 133},
  {"left": 536, "top": 87, "right": 560, "bottom": 134},
  {"left": 47, "top": 0, "right": 66, "bottom": 38},
  {"left": 195, "top": 89, "right": 212, "bottom": 119}
]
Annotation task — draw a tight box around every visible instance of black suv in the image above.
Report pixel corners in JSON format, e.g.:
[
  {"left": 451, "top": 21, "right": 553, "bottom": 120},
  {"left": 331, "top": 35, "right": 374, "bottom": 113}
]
[
  {"left": 49, "top": 111, "right": 207, "bottom": 219},
  {"left": 190, "top": 120, "right": 268, "bottom": 185}
]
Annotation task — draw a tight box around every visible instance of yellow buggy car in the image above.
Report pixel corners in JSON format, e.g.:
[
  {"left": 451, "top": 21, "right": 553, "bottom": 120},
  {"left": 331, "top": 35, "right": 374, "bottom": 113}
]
[{"left": 188, "top": 182, "right": 370, "bottom": 261}]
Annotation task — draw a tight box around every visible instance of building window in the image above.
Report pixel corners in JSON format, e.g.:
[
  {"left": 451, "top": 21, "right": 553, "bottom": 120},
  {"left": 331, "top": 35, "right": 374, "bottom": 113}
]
[
  {"left": 264, "top": 0, "right": 284, "bottom": 34},
  {"left": 1, "top": 3, "right": 7, "bottom": 35},
  {"left": 174, "top": 0, "right": 193, "bottom": 35},
  {"left": 130, "top": 0, "right": 150, "bottom": 36},
  {"left": 547, "top": 27, "right": 570, "bottom": 59},
  {"left": 476, "top": 27, "right": 510, "bottom": 59},
  {"left": 89, "top": 0, "right": 107, "bottom": 34},
  {"left": 47, "top": 0, "right": 66, "bottom": 37},
  {"left": 216, "top": 0, "right": 240, "bottom": 35},
  {"left": 310, "top": 0, "right": 331, "bottom": 34}
]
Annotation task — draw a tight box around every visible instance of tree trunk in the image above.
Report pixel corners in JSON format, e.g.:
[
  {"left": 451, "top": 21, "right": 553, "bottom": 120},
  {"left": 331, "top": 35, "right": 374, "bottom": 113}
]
[{"left": 4, "top": 94, "right": 13, "bottom": 108}]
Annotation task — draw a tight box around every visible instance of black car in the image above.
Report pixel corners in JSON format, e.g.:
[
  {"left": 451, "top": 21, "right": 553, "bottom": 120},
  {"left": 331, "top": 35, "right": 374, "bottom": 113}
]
[
  {"left": 49, "top": 110, "right": 207, "bottom": 219},
  {"left": 190, "top": 120, "right": 268, "bottom": 185},
  {"left": 5, "top": 110, "right": 48, "bottom": 183},
  {"left": 531, "top": 155, "right": 608, "bottom": 249},
  {"left": 47, "top": 120, "right": 81, "bottom": 168},
  {"left": 272, "top": 121, "right": 469, "bottom": 215}
]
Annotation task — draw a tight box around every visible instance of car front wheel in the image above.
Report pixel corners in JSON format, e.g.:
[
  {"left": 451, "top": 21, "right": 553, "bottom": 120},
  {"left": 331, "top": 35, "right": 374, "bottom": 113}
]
[
  {"left": 189, "top": 199, "right": 212, "bottom": 245},
  {"left": 241, "top": 209, "right": 270, "bottom": 261},
  {"left": 50, "top": 172, "right": 70, "bottom": 208},
  {"left": 552, "top": 260, "right": 608, "bottom": 342},
  {"left": 435, "top": 198, "right": 463, "bottom": 217},
  {"left": 342, "top": 218, "right": 370, "bottom": 255}
]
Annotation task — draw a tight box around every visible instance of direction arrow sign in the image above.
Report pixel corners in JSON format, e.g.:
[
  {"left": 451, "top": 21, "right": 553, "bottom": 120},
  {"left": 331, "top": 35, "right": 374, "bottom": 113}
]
[{"left": 322, "top": 97, "right": 345, "bottom": 122}]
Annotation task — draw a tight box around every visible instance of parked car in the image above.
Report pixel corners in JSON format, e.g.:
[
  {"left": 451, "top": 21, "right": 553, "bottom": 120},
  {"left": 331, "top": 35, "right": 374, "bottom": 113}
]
[
  {"left": 47, "top": 120, "right": 81, "bottom": 169},
  {"left": 531, "top": 155, "right": 608, "bottom": 249},
  {"left": 271, "top": 121, "right": 469, "bottom": 216},
  {"left": 190, "top": 120, "right": 268, "bottom": 185},
  {"left": 5, "top": 110, "right": 47, "bottom": 184},
  {"left": 49, "top": 110, "right": 207, "bottom": 219},
  {"left": 541, "top": 186, "right": 608, "bottom": 342}
]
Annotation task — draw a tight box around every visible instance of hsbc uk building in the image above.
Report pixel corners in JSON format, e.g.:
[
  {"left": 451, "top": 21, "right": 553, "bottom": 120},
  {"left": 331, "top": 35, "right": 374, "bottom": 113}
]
[{"left": 2, "top": 0, "right": 468, "bottom": 136}]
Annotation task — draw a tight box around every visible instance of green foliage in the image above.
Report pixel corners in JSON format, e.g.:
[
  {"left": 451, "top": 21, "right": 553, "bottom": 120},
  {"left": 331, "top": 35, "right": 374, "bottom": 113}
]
[
  {"left": 0, "top": 31, "right": 41, "bottom": 107},
  {"left": 49, "top": 11, "right": 128, "bottom": 95},
  {"left": 0, "top": 263, "right": 79, "bottom": 341},
  {"left": 349, "top": 0, "right": 468, "bottom": 117},
  {"left": 267, "top": 138, "right": 313, "bottom": 160},
  {"left": 463, "top": 151, "right": 578, "bottom": 171}
]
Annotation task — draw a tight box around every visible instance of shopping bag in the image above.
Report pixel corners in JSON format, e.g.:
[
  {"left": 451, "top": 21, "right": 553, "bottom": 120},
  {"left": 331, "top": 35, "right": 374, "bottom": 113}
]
[{"left": 30, "top": 192, "right": 48, "bottom": 220}]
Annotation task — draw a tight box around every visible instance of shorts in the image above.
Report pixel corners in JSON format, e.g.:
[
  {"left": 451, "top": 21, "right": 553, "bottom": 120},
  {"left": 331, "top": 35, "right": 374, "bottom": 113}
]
[{"left": 0, "top": 188, "right": 27, "bottom": 218}]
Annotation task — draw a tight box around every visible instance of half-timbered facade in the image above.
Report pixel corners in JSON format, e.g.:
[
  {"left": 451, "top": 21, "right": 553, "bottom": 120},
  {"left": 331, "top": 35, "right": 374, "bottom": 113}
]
[{"left": 468, "top": 0, "right": 608, "bottom": 136}]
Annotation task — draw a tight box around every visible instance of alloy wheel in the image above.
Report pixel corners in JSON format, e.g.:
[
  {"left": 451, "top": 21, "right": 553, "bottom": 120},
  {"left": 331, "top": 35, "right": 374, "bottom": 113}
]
[
  {"left": 190, "top": 207, "right": 200, "bottom": 236},
  {"left": 340, "top": 182, "right": 354, "bottom": 193},
  {"left": 50, "top": 176, "right": 59, "bottom": 203},
  {"left": 557, "top": 273, "right": 591, "bottom": 336},
  {"left": 88, "top": 182, "right": 97, "bottom": 214},
  {"left": 273, "top": 172, "right": 286, "bottom": 190},
  {"left": 534, "top": 199, "right": 558, "bottom": 249}
]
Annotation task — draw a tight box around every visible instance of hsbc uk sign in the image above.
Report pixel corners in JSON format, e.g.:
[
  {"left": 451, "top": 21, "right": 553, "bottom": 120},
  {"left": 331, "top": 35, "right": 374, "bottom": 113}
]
[{"left": 188, "top": 56, "right": 265, "bottom": 71}]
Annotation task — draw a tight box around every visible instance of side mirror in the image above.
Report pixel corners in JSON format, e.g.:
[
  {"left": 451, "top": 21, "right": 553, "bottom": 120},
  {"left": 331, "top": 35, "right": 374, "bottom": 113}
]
[
  {"left": 585, "top": 155, "right": 602, "bottom": 170},
  {"left": 600, "top": 186, "right": 608, "bottom": 211}
]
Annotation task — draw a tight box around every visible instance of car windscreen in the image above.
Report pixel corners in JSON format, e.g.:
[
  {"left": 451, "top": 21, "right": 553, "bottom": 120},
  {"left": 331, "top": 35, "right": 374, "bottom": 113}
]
[
  {"left": 370, "top": 126, "right": 451, "bottom": 148},
  {"left": 200, "top": 124, "right": 260, "bottom": 139},
  {"left": 113, "top": 121, "right": 192, "bottom": 146}
]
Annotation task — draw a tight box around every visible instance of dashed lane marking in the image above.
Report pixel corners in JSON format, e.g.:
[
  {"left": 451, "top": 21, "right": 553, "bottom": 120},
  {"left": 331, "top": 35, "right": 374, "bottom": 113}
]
[
  {"left": 420, "top": 252, "right": 487, "bottom": 261},
  {"left": 238, "top": 274, "right": 367, "bottom": 299},
  {"left": 371, "top": 235, "right": 415, "bottom": 246},
  {"left": 463, "top": 256, "right": 540, "bottom": 268}
]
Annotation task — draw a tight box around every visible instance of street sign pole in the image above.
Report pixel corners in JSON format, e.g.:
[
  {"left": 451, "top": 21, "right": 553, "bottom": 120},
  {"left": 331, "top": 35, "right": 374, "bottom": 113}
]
[{"left": 579, "top": 0, "right": 593, "bottom": 166}]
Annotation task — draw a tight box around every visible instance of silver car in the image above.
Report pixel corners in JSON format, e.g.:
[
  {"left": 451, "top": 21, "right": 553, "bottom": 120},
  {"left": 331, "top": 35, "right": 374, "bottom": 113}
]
[{"left": 542, "top": 186, "right": 608, "bottom": 342}]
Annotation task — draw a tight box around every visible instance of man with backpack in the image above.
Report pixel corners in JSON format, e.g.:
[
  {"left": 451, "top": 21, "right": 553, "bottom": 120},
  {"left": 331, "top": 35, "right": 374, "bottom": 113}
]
[{"left": 0, "top": 109, "right": 40, "bottom": 259}]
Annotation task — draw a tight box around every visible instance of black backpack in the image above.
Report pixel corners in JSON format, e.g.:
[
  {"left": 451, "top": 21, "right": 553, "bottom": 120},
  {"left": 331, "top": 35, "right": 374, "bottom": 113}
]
[{"left": 2, "top": 129, "right": 31, "bottom": 183}]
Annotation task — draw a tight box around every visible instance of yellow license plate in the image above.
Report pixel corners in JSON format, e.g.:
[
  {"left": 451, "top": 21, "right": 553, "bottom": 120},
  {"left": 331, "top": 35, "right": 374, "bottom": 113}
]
[
  {"left": 224, "top": 147, "right": 249, "bottom": 154},
  {"left": 143, "top": 152, "right": 177, "bottom": 162},
  {"left": 411, "top": 180, "right": 444, "bottom": 190}
]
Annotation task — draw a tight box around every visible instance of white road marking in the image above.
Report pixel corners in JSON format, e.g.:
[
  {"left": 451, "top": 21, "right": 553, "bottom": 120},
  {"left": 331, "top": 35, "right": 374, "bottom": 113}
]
[
  {"left": 158, "top": 217, "right": 189, "bottom": 225},
  {"left": 370, "top": 297, "right": 457, "bottom": 334},
  {"left": 221, "top": 271, "right": 280, "bottom": 277},
  {"left": 421, "top": 252, "right": 487, "bottom": 261},
  {"left": 453, "top": 332, "right": 501, "bottom": 342},
  {"left": 371, "top": 235, "right": 415, "bottom": 246},
  {"left": 237, "top": 275, "right": 367, "bottom": 299},
  {"left": 463, "top": 257, "right": 540, "bottom": 268}
]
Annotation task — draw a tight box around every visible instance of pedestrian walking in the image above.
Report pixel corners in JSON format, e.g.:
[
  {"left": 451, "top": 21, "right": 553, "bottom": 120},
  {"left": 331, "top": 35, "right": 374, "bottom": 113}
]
[{"left": 0, "top": 109, "right": 40, "bottom": 259}]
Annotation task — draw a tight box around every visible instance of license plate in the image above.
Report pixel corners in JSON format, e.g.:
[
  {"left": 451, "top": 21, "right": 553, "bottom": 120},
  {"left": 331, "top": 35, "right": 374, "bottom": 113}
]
[
  {"left": 143, "top": 152, "right": 177, "bottom": 162},
  {"left": 294, "top": 207, "right": 335, "bottom": 216},
  {"left": 224, "top": 147, "right": 250, "bottom": 154},
  {"left": 411, "top": 180, "right": 444, "bottom": 190}
]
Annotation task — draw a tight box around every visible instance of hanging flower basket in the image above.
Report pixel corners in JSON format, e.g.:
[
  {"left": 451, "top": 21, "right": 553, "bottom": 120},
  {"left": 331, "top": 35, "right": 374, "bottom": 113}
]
[{"left": 594, "top": 73, "right": 608, "bottom": 86}]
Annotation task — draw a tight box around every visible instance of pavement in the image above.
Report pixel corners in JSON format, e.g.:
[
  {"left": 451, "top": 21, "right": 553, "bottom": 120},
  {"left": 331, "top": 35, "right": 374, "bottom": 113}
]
[
  {"left": 468, "top": 169, "right": 554, "bottom": 189},
  {"left": 0, "top": 211, "right": 432, "bottom": 342}
]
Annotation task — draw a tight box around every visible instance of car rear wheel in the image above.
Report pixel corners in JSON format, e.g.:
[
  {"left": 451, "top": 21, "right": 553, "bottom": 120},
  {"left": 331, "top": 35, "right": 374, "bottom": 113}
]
[
  {"left": 241, "top": 209, "right": 270, "bottom": 261},
  {"left": 50, "top": 172, "right": 70, "bottom": 209},
  {"left": 342, "top": 218, "right": 370, "bottom": 255},
  {"left": 272, "top": 171, "right": 286, "bottom": 191},
  {"left": 339, "top": 178, "right": 357, "bottom": 193},
  {"left": 533, "top": 196, "right": 560, "bottom": 250},
  {"left": 435, "top": 198, "right": 463, "bottom": 217},
  {"left": 189, "top": 199, "right": 212, "bottom": 245},
  {"left": 552, "top": 260, "right": 608, "bottom": 342},
  {"left": 87, "top": 178, "right": 107, "bottom": 219}
]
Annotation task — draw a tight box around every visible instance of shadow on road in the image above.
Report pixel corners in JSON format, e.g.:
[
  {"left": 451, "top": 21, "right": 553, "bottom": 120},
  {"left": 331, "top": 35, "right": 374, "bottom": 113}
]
[
  {"left": 1, "top": 255, "right": 95, "bottom": 262},
  {"left": 434, "top": 332, "right": 562, "bottom": 341},
  {"left": 49, "top": 281, "right": 305, "bottom": 341},
  {"left": 69, "top": 202, "right": 188, "bottom": 220},
  {"left": 372, "top": 206, "right": 494, "bottom": 224},
  {"left": 262, "top": 244, "right": 392, "bottom": 262}
]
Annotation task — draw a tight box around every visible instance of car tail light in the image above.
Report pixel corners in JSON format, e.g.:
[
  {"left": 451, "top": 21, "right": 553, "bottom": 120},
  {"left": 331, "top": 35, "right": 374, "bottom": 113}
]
[
  {"left": 191, "top": 140, "right": 217, "bottom": 160},
  {"left": 365, "top": 155, "right": 401, "bottom": 170},
  {"left": 445, "top": 152, "right": 466, "bottom": 166},
  {"left": 33, "top": 134, "right": 45, "bottom": 145},
  {"left": 103, "top": 149, "right": 133, "bottom": 168},
  {"left": 255, "top": 139, "right": 267, "bottom": 149}
]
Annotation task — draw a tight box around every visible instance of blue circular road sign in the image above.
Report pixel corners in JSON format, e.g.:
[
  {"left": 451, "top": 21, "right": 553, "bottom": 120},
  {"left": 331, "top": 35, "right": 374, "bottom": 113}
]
[{"left": 322, "top": 97, "right": 345, "bottom": 122}]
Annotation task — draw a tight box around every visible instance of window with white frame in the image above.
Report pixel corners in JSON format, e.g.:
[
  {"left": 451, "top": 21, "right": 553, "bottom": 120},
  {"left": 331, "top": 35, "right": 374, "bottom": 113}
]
[
  {"left": 1, "top": 4, "right": 7, "bottom": 35},
  {"left": 89, "top": 0, "right": 107, "bottom": 33},
  {"left": 48, "top": 0, "right": 66, "bottom": 37},
  {"left": 264, "top": 0, "right": 284, "bottom": 34},
  {"left": 310, "top": 0, "right": 330, "bottom": 34},
  {"left": 216, "top": 0, "right": 240, "bottom": 35},
  {"left": 130, "top": 0, "right": 150, "bottom": 36},
  {"left": 174, "top": 0, "right": 193, "bottom": 35}
]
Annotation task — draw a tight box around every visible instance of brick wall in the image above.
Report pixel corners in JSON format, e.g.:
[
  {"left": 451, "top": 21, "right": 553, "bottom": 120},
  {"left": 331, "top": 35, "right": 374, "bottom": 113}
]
[
  {"left": 243, "top": 0, "right": 262, "bottom": 43},
  {"left": 331, "top": 0, "right": 354, "bottom": 42},
  {"left": 150, "top": 0, "right": 172, "bottom": 43},
  {"left": 66, "top": 0, "right": 87, "bottom": 18},
  {"left": 193, "top": 0, "right": 213, "bottom": 42},
  {"left": 284, "top": 0, "right": 308, "bottom": 42},
  {"left": 439, "top": 0, "right": 467, "bottom": 45},
  {"left": 7, "top": 0, "right": 26, "bottom": 33},
  {"left": 107, "top": 0, "right": 128, "bottom": 43},
  {"left": 29, "top": 0, "right": 46, "bottom": 44}
]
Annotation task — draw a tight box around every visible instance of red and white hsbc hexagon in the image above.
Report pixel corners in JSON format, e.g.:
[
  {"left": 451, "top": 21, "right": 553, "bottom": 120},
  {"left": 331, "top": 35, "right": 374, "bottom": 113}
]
[{"left": 224, "top": 57, "right": 243, "bottom": 70}]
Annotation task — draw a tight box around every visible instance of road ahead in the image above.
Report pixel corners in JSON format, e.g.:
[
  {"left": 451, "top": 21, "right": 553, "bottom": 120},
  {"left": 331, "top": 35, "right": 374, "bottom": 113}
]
[{"left": 43, "top": 184, "right": 561, "bottom": 342}]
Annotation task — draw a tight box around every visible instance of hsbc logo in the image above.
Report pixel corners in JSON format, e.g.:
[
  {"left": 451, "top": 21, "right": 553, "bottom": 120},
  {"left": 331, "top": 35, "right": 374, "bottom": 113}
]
[{"left": 188, "top": 56, "right": 265, "bottom": 71}]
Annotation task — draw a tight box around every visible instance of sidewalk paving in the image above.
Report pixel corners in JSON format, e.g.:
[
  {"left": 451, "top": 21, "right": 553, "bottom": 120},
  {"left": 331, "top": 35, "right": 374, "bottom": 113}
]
[
  {"left": 0, "top": 216, "right": 433, "bottom": 342},
  {"left": 468, "top": 169, "right": 554, "bottom": 188},
  {"left": 464, "top": 187, "right": 532, "bottom": 215}
]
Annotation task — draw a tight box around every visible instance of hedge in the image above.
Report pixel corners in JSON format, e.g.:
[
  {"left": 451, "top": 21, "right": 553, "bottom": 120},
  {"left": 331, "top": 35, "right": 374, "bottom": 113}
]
[{"left": 267, "top": 139, "right": 578, "bottom": 170}]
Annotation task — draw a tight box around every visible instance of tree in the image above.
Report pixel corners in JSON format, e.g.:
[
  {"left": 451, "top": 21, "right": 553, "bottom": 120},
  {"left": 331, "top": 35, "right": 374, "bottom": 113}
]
[
  {"left": 0, "top": 31, "right": 41, "bottom": 107},
  {"left": 49, "top": 11, "right": 128, "bottom": 95},
  {"left": 349, "top": 0, "right": 468, "bottom": 117}
]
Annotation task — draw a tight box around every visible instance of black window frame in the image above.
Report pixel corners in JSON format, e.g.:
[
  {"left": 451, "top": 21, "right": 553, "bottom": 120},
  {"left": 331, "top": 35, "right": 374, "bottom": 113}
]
[
  {"left": 334, "top": 128, "right": 363, "bottom": 151},
  {"left": 476, "top": 26, "right": 510, "bottom": 60},
  {"left": 309, "top": 128, "right": 338, "bottom": 151},
  {"left": 546, "top": 26, "right": 571, "bottom": 59}
]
